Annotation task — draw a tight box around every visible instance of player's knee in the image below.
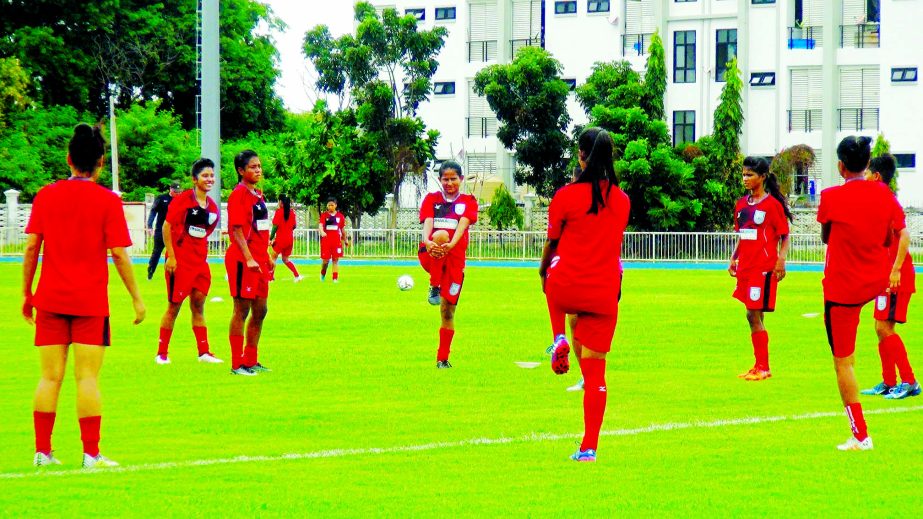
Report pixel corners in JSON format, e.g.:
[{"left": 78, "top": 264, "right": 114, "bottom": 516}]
[
  {"left": 746, "top": 310, "right": 763, "bottom": 327},
  {"left": 874, "top": 319, "right": 894, "bottom": 340}
]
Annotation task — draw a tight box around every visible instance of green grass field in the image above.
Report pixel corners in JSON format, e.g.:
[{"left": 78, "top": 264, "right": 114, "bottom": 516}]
[{"left": 0, "top": 261, "right": 921, "bottom": 517}]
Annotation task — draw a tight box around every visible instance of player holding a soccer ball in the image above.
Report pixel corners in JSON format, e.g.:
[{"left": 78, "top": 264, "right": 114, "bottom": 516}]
[{"left": 418, "top": 161, "right": 478, "bottom": 368}]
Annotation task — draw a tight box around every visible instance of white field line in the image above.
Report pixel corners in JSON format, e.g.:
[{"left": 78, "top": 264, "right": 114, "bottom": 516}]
[{"left": 3, "top": 405, "right": 921, "bottom": 480}]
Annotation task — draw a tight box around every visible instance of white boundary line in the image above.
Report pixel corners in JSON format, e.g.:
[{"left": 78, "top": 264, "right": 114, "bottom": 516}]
[{"left": 3, "top": 405, "right": 922, "bottom": 480}]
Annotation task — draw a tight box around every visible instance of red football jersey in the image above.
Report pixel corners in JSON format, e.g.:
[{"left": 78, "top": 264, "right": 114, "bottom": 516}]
[
  {"left": 733, "top": 195, "right": 789, "bottom": 276},
  {"left": 546, "top": 181, "right": 630, "bottom": 309},
  {"left": 418, "top": 192, "right": 478, "bottom": 258},
  {"left": 273, "top": 207, "right": 297, "bottom": 248},
  {"left": 319, "top": 211, "right": 346, "bottom": 244},
  {"left": 226, "top": 183, "right": 270, "bottom": 263},
  {"left": 25, "top": 179, "right": 132, "bottom": 316},
  {"left": 818, "top": 179, "right": 905, "bottom": 304},
  {"left": 166, "top": 190, "right": 219, "bottom": 265}
]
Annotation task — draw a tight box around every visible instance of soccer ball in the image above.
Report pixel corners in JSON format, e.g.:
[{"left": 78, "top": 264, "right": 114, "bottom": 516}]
[{"left": 397, "top": 274, "right": 414, "bottom": 291}]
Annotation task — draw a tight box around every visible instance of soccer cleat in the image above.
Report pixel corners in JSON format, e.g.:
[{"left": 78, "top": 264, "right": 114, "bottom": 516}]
[
  {"left": 436, "top": 360, "right": 453, "bottom": 369},
  {"left": 33, "top": 452, "right": 62, "bottom": 467},
  {"left": 293, "top": 275, "right": 305, "bottom": 283},
  {"left": 570, "top": 448, "right": 597, "bottom": 462},
  {"left": 566, "top": 378, "right": 585, "bottom": 392},
  {"left": 231, "top": 366, "right": 257, "bottom": 376},
  {"left": 550, "top": 336, "right": 570, "bottom": 375},
  {"left": 546, "top": 334, "right": 567, "bottom": 357},
  {"left": 155, "top": 354, "right": 170, "bottom": 365},
  {"left": 837, "top": 436, "right": 874, "bottom": 451},
  {"left": 320, "top": 274, "right": 325, "bottom": 282},
  {"left": 197, "top": 353, "right": 223, "bottom": 364},
  {"left": 860, "top": 381, "right": 894, "bottom": 396},
  {"left": 427, "top": 286, "right": 441, "bottom": 305},
  {"left": 738, "top": 367, "right": 759, "bottom": 379},
  {"left": 884, "top": 381, "right": 922, "bottom": 400},
  {"left": 249, "top": 363, "right": 271, "bottom": 373},
  {"left": 744, "top": 369, "right": 772, "bottom": 381},
  {"left": 82, "top": 453, "right": 119, "bottom": 468}
]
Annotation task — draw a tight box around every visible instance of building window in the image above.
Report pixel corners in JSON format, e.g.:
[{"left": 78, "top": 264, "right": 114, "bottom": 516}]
[
  {"left": 554, "top": 1, "right": 577, "bottom": 14},
  {"left": 752, "top": 0, "right": 775, "bottom": 4},
  {"left": 716, "top": 29, "right": 738, "bottom": 82},
  {"left": 750, "top": 72, "right": 776, "bottom": 86},
  {"left": 894, "top": 154, "right": 916, "bottom": 169},
  {"left": 673, "top": 31, "right": 696, "bottom": 84},
  {"left": 563, "top": 78, "right": 577, "bottom": 90},
  {"left": 587, "top": 1, "right": 609, "bottom": 12},
  {"left": 405, "top": 8, "right": 425, "bottom": 20},
  {"left": 434, "top": 82, "right": 456, "bottom": 95},
  {"left": 435, "top": 7, "right": 456, "bottom": 20},
  {"left": 673, "top": 110, "right": 695, "bottom": 146},
  {"left": 891, "top": 67, "right": 918, "bottom": 83}
]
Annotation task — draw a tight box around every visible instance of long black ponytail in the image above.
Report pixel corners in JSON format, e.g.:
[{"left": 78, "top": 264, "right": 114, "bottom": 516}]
[
  {"left": 574, "top": 127, "right": 617, "bottom": 214},
  {"left": 280, "top": 194, "right": 291, "bottom": 221},
  {"left": 743, "top": 156, "right": 793, "bottom": 223}
]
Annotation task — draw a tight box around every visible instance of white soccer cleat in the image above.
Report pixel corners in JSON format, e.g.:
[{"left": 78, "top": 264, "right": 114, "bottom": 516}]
[
  {"left": 837, "top": 436, "right": 873, "bottom": 451},
  {"left": 293, "top": 275, "right": 305, "bottom": 283},
  {"left": 82, "top": 453, "right": 119, "bottom": 468},
  {"left": 198, "top": 352, "right": 224, "bottom": 364},
  {"left": 155, "top": 354, "right": 171, "bottom": 365},
  {"left": 566, "top": 378, "right": 585, "bottom": 392},
  {"left": 33, "top": 452, "right": 62, "bottom": 467}
]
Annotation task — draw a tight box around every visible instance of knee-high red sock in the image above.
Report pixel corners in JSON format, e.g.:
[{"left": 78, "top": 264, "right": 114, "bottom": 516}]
[
  {"left": 547, "top": 296, "right": 565, "bottom": 339},
  {"left": 885, "top": 334, "right": 916, "bottom": 384},
  {"left": 437, "top": 327, "right": 454, "bottom": 361},
  {"left": 579, "top": 358, "right": 607, "bottom": 451},
  {"left": 33, "top": 411, "right": 56, "bottom": 455},
  {"left": 845, "top": 402, "right": 868, "bottom": 441},
  {"left": 332, "top": 272, "right": 339, "bottom": 281},
  {"left": 230, "top": 335, "right": 244, "bottom": 369},
  {"left": 284, "top": 260, "right": 299, "bottom": 277},
  {"left": 158, "top": 327, "right": 173, "bottom": 356},
  {"left": 320, "top": 264, "right": 328, "bottom": 276},
  {"left": 244, "top": 344, "right": 258, "bottom": 367},
  {"left": 193, "top": 326, "right": 209, "bottom": 356},
  {"left": 79, "top": 416, "right": 101, "bottom": 457},
  {"left": 752, "top": 330, "right": 769, "bottom": 370},
  {"left": 878, "top": 336, "right": 897, "bottom": 386}
]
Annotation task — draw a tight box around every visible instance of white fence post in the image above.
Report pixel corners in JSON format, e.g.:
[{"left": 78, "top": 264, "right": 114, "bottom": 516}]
[{"left": 5, "top": 189, "right": 20, "bottom": 248}]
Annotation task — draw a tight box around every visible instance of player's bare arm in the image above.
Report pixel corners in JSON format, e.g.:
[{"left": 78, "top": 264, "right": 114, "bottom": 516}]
[
  {"left": 442, "top": 217, "right": 471, "bottom": 254},
  {"left": 111, "top": 246, "right": 146, "bottom": 324},
  {"left": 890, "top": 227, "right": 910, "bottom": 291},
  {"left": 21, "top": 233, "right": 42, "bottom": 325},
  {"left": 774, "top": 234, "right": 789, "bottom": 280},
  {"left": 163, "top": 221, "right": 177, "bottom": 274},
  {"left": 231, "top": 226, "right": 260, "bottom": 271}
]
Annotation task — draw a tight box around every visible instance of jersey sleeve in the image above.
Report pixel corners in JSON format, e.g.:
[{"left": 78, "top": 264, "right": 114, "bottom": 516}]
[
  {"left": 419, "top": 194, "right": 434, "bottom": 223},
  {"left": 547, "top": 190, "right": 566, "bottom": 241},
  {"left": 207, "top": 198, "right": 220, "bottom": 235},
  {"left": 774, "top": 199, "right": 790, "bottom": 236},
  {"left": 338, "top": 212, "right": 346, "bottom": 231},
  {"left": 816, "top": 189, "right": 832, "bottom": 224},
  {"left": 463, "top": 197, "right": 478, "bottom": 224},
  {"left": 272, "top": 208, "right": 282, "bottom": 226},
  {"left": 104, "top": 195, "right": 132, "bottom": 249},
  {"left": 165, "top": 195, "right": 185, "bottom": 228},
  {"left": 891, "top": 196, "right": 907, "bottom": 233},
  {"left": 227, "top": 190, "right": 250, "bottom": 229},
  {"left": 733, "top": 200, "right": 741, "bottom": 232},
  {"left": 25, "top": 189, "right": 45, "bottom": 235}
]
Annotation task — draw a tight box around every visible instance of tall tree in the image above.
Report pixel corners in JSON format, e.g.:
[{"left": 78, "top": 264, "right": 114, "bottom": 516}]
[
  {"left": 0, "top": 57, "right": 31, "bottom": 128},
  {"left": 473, "top": 46, "right": 572, "bottom": 198},
  {"left": 641, "top": 31, "right": 666, "bottom": 121}
]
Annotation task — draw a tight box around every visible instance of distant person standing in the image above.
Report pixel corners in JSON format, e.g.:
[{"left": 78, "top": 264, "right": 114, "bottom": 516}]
[
  {"left": 270, "top": 194, "right": 303, "bottom": 282},
  {"left": 147, "top": 182, "right": 181, "bottom": 279},
  {"left": 318, "top": 197, "right": 348, "bottom": 283}
]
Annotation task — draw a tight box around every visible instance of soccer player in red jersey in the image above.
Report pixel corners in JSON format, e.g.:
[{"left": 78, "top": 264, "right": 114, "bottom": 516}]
[
  {"left": 155, "top": 158, "right": 223, "bottom": 365},
  {"left": 318, "top": 197, "right": 348, "bottom": 283},
  {"left": 728, "top": 157, "right": 792, "bottom": 381},
  {"left": 270, "top": 194, "right": 303, "bottom": 282},
  {"left": 225, "top": 150, "right": 273, "bottom": 376},
  {"left": 540, "top": 128, "right": 630, "bottom": 462},
  {"left": 22, "top": 124, "right": 145, "bottom": 468},
  {"left": 860, "top": 155, "right": 920, "bottom": 399},
  {"left": 818, "top": 136, "right": 907, "bottom": 451},
  {"left": 418, "top": 161, "right": 479, "bottom": 368}
]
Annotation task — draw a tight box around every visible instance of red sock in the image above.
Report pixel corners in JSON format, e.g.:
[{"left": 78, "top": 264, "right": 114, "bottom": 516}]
[
  {"left": 193, "top": 326, "right": 209, "bottom": 356},
  {"left": 885, "top": 334, "right": 916, "bottom": 384},
  {"left": 230, "top": 335, "right": 244, "bottom": 369},
  {"left": 752, "top": 330, "right": 769, "bottom": 371},
  {"left": 845, "top": 402, "right": 868, "bottom": 441},
  {"left": 332, "top": 272, "right": 339, "bottom": 281},
  {"left": 285, "top": 260, "right": 299, "bottom": 277},
  {"left": 244, "top": 345, "right": 258, "bottom": 367},
  {"left": 579, "top": 358, "right": 607, "bottom": 451},
  {"left": 321, "top": 264, "right": 328, "bottom": 276},
  {"left": 158, "top": 327, "right": 173, "bottom": 356},
  {"left": 79, "top": 416, "right": 101, "bottom": 457},
  {"left": 437, "top": 327, "right": 454, "bottom": 361},
  {"left": 878, "top": 336, "right": 898, "bottom": 386},
  {"left": 547, "top": 296, "right": 565, "bottom": 339},
  {"left": 33, "top": 411, "right": 56, "bottom": 455}
]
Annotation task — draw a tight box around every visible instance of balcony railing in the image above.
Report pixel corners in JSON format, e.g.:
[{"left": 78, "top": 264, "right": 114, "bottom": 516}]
[
  {"left": 468, "top": 40, "right": 498, "bottom": 62},
  {"left": 840, "top": 23, "right": 880, "bottom": 48},
  {"left": 510, "top": 37, "right": 542, "bottom": 57},
  {"left": 788, "top": 26, "right": 822, "bottom": 49},
  {"left": 838, "top": 108, "right": 880, "bottom": 131},
  {"left": 788, "top": 109, "right": 823, "bottom": 132},
  {"left": 467, "top": 117, "right": 498, "bottom": 138},
  {"left": 622, "top": 33, "right": 653, "bottom": 57}
]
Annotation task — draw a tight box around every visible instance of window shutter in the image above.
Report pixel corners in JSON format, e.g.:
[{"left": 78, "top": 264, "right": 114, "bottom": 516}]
[
  {"left": 863, "top": 67, "right": 880, "bottom": 108},
  {"left": 625, "top": 0, "right": 642, "bottom": 33},
  {"left": 839, "top": 67, "right": 863, "bottom": 109},
  {"left": 469, "top": 1, "right": 498, "bottom": 41},
  {"left": 511, "top": 0, "right": 541, "bottom": 41},
  {"left": 803, "top": 0, "right": 824, "bottom": 26},
  {"left": 467, "top": 154, "right": 497, "bottom": 177},
  {"left": 842, "top": 0, "right": 866, "bottom": 24}
]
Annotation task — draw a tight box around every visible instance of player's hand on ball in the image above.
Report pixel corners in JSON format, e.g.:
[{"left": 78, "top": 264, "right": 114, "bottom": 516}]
[
  {"left": 132, "top": 298, "right": 146, "bottom": 325},
  {"left": 165, "top": 256, "right": 177, "bottom": 274}
]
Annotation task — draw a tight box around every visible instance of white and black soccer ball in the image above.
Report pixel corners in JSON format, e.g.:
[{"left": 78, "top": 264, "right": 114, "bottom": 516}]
[{"left": 397, "top": 274, "right": 414, "bottom": 291}]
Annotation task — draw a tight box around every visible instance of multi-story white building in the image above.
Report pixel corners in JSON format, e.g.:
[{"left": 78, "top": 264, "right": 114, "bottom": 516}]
[{"left": 366, "top": 0, "right": 922, "bottom": 207}]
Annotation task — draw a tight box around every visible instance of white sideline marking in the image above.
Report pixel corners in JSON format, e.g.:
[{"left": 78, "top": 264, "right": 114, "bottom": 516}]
[{"left": 4, "top": 405, "right": 922, "bottom": 480}]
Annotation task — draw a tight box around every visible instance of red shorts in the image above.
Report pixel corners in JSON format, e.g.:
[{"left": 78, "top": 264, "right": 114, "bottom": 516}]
[
  {"left": 545, "top": 279, "right": 619, "bottom": 353},
  {"left": 225, "top": 256, "right": 270, "bottom": 299},
  {"left": 34, "top": 310, "right": 110, "bottom": 347},
  {"left": 166, "top": 262, "right": 211, "bottom": 303},
  {"left": 733, "top": 271, "right": 778, "bottom": 311},
  {"left": 873, "top": 291, "right": 912, "bottom": 323},
  {"left": 321, "top": 239, "right": 343, "bottom": 260},
  {"left": 824, "top": 301, "right": 866, "bottom": 358},
  {"left": 272, "top": 239, "right": 293, "bottom": 257},
  {"left": 418, "top": 243, "right": 465, "bottom": 305}
]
